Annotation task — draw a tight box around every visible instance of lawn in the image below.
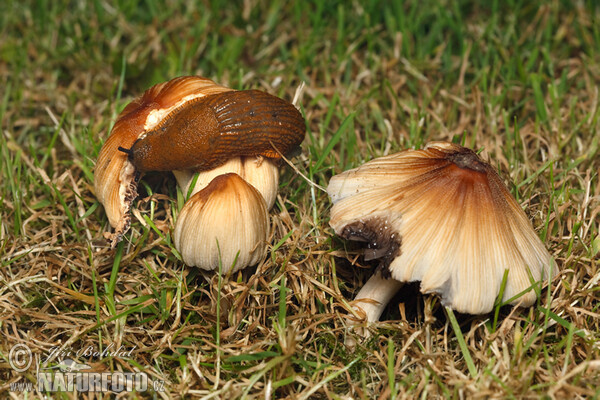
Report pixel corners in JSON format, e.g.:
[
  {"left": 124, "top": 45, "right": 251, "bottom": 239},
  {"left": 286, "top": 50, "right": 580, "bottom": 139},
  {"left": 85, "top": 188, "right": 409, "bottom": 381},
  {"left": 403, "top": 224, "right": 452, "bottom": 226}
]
[{"left": 1, "top": 0, "right": 599, "bottom": 398}]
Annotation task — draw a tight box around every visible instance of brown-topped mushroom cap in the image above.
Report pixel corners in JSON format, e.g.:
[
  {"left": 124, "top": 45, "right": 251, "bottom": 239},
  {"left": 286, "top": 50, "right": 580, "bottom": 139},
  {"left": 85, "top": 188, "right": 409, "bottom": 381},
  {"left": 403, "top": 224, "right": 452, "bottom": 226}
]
[
  {"left": 174, "top": 173, "right": 270, "bottom": 273},
  {"left": 328, "top": 141, "right": 555, "bottom": 316}
]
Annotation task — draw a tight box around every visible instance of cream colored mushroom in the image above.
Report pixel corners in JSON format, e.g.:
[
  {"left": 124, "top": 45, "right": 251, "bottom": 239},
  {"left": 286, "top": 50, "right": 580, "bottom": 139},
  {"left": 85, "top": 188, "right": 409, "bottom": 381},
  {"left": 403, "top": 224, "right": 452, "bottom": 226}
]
[
  {"left": 173, "top": 173, "right": 269, "bottom": 273},
  {"left": 171, "top": 157, "right": 279, "bottom": 271},
  {"left": 95, "top": 76, "right": 305, "bottom": 275},
  {"left": 173, "top": 156, "right": 279, "bottom": 210},
  {"left": 328, "top": 142, "right": 556, "bottom": 326}
]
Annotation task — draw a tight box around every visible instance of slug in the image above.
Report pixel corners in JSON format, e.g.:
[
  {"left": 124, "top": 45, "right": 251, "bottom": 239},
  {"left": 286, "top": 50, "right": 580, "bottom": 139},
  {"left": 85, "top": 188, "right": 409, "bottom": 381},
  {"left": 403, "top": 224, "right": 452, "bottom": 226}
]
[{"left": 121, "top": 90, "right": 305, "bottom": 172}]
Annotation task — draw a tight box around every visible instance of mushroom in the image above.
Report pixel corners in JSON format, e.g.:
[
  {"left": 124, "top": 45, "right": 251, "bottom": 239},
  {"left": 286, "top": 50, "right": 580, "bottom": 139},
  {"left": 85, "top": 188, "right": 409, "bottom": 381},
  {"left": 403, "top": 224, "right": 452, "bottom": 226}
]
[
  {"left": 327, "top": 141, "right": 556, "bottom": 325},
  {"left": 171, "top": 157, "right": 279, "bottom": 272},
  {"left": 173, "top": 156, "right": 279, "bottom": 209},
  {"left": 94, "top": 76, "right": 234, "bottom": 245},
  {"left": 94, "top": 76, "right": 305, "bottom": 274},
  {"left": 173, "top": 173, "right": 269, "bottom": 273}
]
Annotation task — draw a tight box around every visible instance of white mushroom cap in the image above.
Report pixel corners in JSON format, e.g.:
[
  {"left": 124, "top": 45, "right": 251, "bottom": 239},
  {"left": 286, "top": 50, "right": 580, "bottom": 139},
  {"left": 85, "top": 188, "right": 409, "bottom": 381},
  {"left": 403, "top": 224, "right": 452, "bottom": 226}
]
[
  {"left": 173, "top": 158, "right": 244, "bottom": 198},
  {"left": 328, "top": 141, "right": 556, "bottom": 315},
  {"left": 241, "top": 157, "right": 279, "bottom": 210},
  {"left": 173, "top": 156, "right": 279, "bottom": 210},
  {"left": 173, "top": 173, "right": 270, "bottom": 273}
]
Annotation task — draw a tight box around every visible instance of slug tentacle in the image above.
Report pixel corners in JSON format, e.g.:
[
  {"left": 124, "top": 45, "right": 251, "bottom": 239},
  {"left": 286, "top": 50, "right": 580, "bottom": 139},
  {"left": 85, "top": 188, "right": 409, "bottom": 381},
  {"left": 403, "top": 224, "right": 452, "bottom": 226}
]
[{"left": 117, "top": 146, "right": 133, "bottom": 156}]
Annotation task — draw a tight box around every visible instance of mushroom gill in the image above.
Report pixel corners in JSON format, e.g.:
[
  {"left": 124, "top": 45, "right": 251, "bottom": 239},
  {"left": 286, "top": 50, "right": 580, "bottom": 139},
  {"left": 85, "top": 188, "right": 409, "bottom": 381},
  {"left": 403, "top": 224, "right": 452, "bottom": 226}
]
[{"left": 328, "top": 141, "right": 556, "bottom": 317}]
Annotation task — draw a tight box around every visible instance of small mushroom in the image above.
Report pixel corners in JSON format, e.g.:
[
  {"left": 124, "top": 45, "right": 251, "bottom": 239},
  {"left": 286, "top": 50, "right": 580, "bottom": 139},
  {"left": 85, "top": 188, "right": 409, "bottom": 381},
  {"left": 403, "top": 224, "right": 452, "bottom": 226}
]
[
  {"left": 171, "top": 156, "right": 279, "bottom": 271},
  {"left": 328, "top": 141, "right": 556, "bottom": 324},
  {"left": 173, "top": 173, "right": 269, "bottom": 273}
]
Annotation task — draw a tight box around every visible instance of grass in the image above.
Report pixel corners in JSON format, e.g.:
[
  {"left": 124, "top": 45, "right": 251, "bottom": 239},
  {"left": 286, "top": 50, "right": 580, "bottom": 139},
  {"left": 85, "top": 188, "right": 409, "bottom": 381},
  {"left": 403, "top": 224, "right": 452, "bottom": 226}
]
[{"left": 1, "top": 0, "right": 599, "bottom": 398}]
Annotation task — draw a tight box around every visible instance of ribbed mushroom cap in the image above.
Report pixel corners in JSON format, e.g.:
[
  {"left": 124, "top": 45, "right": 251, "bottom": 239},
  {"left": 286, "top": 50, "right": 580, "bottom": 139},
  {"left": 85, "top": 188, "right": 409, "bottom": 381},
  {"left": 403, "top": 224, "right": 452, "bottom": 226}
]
[
  {"left": 240, "top": 157, "right": 279, "bottom": 210},
  {"left": 328, "top": 141, "right": 555, "bottom": 314},
  {"left": 173, "top": 173, "right": 269, "bottom": 273},
  {"left": 94, "top": 76, "right": 233, "bottom": 245}
]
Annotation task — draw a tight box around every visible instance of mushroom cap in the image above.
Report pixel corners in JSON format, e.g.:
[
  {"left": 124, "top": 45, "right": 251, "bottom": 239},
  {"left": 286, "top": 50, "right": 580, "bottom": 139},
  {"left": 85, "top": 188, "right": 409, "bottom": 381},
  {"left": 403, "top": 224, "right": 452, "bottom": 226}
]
[
  {"left": 240, "top": 157, "right": 279, "bottom": 210},
  {"left": 173, "top": 173, "right": 270, "bottom": 273},
  {"left": 328, "top": 141, "right": 555, "bottom": 314},
  {"left": 94, "top": 76, "right": 234, "bottom": 245},
  {"left": 173, "top": 156, "right": 279, "bottom": 210},
  {"left": 173, "top": 158, "right": 244, "bottom": 198}
]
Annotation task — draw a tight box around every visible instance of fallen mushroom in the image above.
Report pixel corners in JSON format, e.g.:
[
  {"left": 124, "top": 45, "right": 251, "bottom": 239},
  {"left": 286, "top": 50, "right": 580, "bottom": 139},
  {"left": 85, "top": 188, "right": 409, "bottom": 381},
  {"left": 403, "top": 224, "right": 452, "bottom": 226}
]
[
  {"left": 94, "top": 76, "right": 305, "bottom": 274},
  {"left": 328, "top": 141, "right": 556, "bottom": 326}
]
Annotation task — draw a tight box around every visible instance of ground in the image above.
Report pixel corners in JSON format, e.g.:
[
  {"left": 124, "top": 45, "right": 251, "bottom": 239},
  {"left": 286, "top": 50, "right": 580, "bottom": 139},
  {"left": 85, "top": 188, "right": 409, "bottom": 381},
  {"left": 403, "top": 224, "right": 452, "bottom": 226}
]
[{"left": 1, "top": 0, "right": 599, "bottom": 398}]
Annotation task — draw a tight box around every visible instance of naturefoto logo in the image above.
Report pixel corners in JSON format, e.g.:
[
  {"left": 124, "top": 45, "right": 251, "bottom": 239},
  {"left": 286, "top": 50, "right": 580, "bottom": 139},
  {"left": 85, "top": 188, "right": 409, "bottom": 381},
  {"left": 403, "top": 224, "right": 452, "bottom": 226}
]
[
  {"left": 8, "top": 343, "right": 165, "bottom": 393},
  {"left": 36, "top": 359, "right": 148, "bottom": 393}
]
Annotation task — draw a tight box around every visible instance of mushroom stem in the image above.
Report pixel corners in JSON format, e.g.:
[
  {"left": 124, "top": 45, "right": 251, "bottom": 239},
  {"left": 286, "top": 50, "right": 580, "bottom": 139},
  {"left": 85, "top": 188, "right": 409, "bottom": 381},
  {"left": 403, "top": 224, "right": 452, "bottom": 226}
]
[
  {"left": 345, "top": 272, "right": 404, "bottom": 348},
  {"left": 352, "top": 272, "right": 404, "bottom": 323},
  {"left": 173, "top": 170, "right": 194, "bottom": 192}
]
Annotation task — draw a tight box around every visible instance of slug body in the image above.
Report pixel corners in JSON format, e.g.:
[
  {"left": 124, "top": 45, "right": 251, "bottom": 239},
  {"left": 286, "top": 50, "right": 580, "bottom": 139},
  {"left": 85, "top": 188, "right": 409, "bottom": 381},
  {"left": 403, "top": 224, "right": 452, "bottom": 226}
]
[{"left": 129, "top": 90, "right": 305, "bottom": 172}]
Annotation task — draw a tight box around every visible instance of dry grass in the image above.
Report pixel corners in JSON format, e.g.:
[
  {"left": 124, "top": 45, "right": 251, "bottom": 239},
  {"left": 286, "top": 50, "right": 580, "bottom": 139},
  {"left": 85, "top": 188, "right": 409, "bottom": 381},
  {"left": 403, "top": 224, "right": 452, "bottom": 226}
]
[{"left": 1, "top": 0, "right": 599, "bottom": 398}]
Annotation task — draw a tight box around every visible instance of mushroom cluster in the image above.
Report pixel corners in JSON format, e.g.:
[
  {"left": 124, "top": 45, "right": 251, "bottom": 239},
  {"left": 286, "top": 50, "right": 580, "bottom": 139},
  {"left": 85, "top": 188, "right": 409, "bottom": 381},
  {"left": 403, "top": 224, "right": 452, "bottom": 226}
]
[
  {"left": 327, "top": 142, "right": 556, "bottom": 324},
  {"left": 94, "top": 76, "right": 305, "bottom": 273}
]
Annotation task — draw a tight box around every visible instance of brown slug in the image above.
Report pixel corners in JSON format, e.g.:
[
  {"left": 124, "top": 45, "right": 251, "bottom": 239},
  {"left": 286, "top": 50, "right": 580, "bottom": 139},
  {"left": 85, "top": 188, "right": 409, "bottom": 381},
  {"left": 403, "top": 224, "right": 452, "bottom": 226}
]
[{"left": 122, "top": 90, "right": 305, "bottom": 172}]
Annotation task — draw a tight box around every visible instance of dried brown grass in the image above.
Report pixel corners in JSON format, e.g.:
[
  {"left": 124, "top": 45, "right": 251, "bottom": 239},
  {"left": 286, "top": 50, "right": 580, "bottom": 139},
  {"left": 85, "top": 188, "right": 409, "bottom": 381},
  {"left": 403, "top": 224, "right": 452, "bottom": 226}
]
[{"left": 1, "top": 1, "right": 599, "bottom": 399}]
